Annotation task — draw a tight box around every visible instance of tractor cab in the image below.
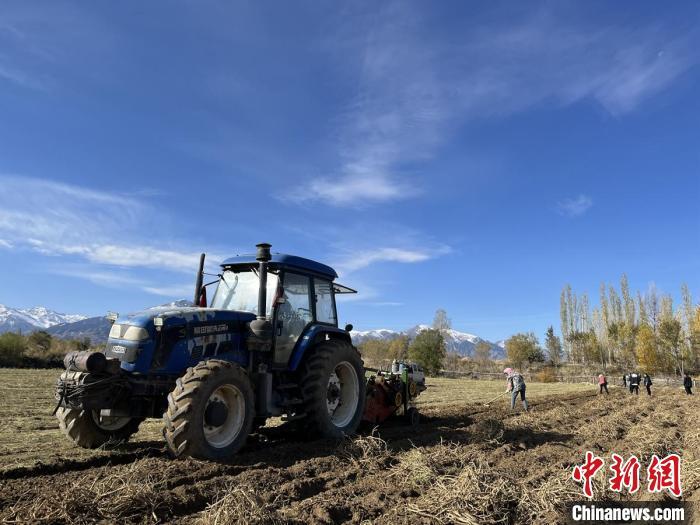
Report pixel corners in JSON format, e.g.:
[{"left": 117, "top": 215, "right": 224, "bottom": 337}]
[{"left": 203, "top": 249, "right": 357, "bottom": 369}]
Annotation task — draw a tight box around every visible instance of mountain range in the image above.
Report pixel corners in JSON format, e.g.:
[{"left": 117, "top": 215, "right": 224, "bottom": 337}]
[
  {"left": 351, "top": 324, "right": 506, "bottom": 359},
  {"left": 0, "top": 303, "right": 506, "bottom": 358},
  {"left": 0, "top": 304, "right": 87, "bottom": 334}
]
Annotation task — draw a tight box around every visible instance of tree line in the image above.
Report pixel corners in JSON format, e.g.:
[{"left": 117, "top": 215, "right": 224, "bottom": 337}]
[
  {"left": 560, "top": 276, "right": 700, "bottom": 375},
  {"left": 0, "top": 331, "right": 93, "bottom": 368},
  {"left": 359, "top": 308, "right": 558, "bottom": 376}
]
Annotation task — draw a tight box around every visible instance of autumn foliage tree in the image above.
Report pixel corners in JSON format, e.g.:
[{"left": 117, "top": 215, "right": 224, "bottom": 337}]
[{"left": 505, "top": 332, "right": 542, "bottom": 370}]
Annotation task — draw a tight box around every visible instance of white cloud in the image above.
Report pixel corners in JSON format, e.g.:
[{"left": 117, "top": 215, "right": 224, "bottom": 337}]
[
  {"left": 0, "top": 174, "right": 223, "bottom": 273},
  {"left": 557, "top": 194, "right": 593, "bottom": 217},
  {"left": 286, "top": 172, "right": 417, "bottom": 206},
  {"left": 287, "top": 6, "right": 698, "bottom": 207},
  {"left": 51, "top": 267, "right": 145, "bottom": 288},
  {"left": 0, "top": 239, "right": 12, "bottom": 249},
  {"left": 335, "top": 245, "right": 451, "bottom": 274},
  {"left": 142, "top": 283, "right": 194, "bottom": 297},
  {"left": 338, "top": 248, "right": 430, "bottom": 273}
]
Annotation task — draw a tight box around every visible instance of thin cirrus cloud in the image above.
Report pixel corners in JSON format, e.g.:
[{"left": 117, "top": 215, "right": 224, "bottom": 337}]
[
  {"left": 51, "top": 266, "right": 194, "bottom": 298},
  {"left": 286, "top": 6, "right": 698, "bottom": 207},
  {"left": 334, "top": 246, "right": 451, "bottom": 275},
  {"left": 557, "top": 194, "right": 593, "bottom": 217},
  {"left": 0, "top": 174, "right": 213, "bottom": 275}
]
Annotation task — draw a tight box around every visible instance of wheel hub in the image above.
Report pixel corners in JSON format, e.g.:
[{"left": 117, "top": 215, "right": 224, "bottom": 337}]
[
  {"left": 327, "top": 372, "right": 341, "bottom": 413},
  {"left": 325, "top": 362, "right": 360, "bottom": 428},
  {"left": 204, "top": 399, "right": 229, "bottom": 427},
  {"left": 202, "top": 384, "right": 246, "bottom": 449}
]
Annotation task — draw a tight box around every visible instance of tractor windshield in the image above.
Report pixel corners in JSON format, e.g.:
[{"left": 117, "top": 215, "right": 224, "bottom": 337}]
[{"left": 210, "top": 270, "right": 279, "bottom": 316}]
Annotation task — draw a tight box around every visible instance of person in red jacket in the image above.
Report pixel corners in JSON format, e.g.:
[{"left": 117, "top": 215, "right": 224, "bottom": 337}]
[{"left": 598, "top": 373, "right": 609, "bottom": 395}]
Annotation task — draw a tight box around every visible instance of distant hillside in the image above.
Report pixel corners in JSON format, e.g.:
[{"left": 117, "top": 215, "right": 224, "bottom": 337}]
[{"left": 47, "top": 316, "right": 112, "bottom": 343}]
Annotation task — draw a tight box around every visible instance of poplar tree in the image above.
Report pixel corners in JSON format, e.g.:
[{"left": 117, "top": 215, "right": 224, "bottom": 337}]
[
  {"left": 636, "top": 324, "right": 661, "bottom": 373},
  {"left": 545, "top": 326, "right": 562, "bottom": 367}
]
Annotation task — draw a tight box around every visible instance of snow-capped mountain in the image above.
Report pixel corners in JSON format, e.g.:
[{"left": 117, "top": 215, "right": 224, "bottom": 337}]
[
  {"left": 0, "top": 304, "right": 87, "bottom": 334},
  {"left": 351, "top": 324, "right": 505, "bottom": 359},
  {"left": 350, "top": 328, "right": 402, "bottom": 342},
  {"left": 0, "top": 300, "right": 195, "bottom": 341}
]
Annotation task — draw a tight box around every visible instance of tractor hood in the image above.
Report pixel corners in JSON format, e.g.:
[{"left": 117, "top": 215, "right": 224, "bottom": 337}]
[{"left": 104, "top": 306, "right": 256, "bottom": 374}]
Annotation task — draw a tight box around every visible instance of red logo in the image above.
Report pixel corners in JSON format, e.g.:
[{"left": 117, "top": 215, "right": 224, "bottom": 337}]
[
  {"left": 572, "top": 451, "right": 605, "bottom": 498},
  {"left": 574, "top": 452, "right": 682, "bottom": 497},
  {"left": 647, "top": 454, "right": 682, "bottom": 497},
  {"left": 609, "top": 453, "right": 640, "bottom": 493}
]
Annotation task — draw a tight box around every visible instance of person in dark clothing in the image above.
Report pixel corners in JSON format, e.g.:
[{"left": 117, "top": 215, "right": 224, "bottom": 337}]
[
  {"left": 684, "top": 373, "right": 694, "bottom": 395},
  {"left": 622, "top": 374, "right": 627, "bottom": 388},
  {"left": 643, "top": 373, "right": 652, "bottom": 396},
  {"left": 598, "top": 374, "right": 609, "bottom": 395},
  {"left": 629, "top": 372, "right": 640, "bottom": 395}
]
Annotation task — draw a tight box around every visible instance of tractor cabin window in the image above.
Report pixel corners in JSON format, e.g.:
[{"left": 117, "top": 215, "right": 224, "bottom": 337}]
[
  {"left": 278, "top": 272, "right": 313, "bottom": 327},
  {"left": 314, "top": 279, "right": 337, "bottom": 325}
]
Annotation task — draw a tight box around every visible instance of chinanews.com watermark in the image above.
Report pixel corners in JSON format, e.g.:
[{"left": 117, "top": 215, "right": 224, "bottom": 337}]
[
  {"left": 568, "top": 451, "right": 694, "bottom": 523},
  {"left": 567, "top": 502, "right": 690, "bottom": 524}
]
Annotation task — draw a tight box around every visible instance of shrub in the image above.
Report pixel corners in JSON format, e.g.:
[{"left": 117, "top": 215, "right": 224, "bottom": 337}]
[
  {"left": 535, "top": 366, "right": 558, "bottom": 383},
  {"left": 0, "top": 333, "right": 28, "bottom": 366}
]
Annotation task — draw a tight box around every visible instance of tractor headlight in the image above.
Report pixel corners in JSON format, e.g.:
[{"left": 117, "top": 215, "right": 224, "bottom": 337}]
[{"left": 109, "top": 324, "right": 150, "bottom": 341}]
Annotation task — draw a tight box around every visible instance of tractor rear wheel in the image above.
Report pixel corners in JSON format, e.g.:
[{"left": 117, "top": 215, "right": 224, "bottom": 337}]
[
  {"left": 163, "top": 359, "right": 254, "bottom": 460},
  {"left": 56, "top": 407, "right": 142, "bottom": 448},
  {"left": 300, "top": 340, "right": 365, "bottom": 438}
]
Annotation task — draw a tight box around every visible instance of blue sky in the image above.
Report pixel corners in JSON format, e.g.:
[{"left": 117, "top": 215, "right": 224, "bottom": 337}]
[{"left": 0, "top": 1, "right": 698, "bottom": 341}]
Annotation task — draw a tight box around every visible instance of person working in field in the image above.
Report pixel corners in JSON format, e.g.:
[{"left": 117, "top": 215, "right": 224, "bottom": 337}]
[
  {"left": 503, "top": 367, "right": 528, "bottom": 411},
  {"left": 598, "top": 373, "right": 609, "bottom": 395},
  {"left": 622, "top": 374, "right": 627, "bottom": 388},
  {"left": 629, "top": 371, "right": 640, "bottom": 395},
  {"left": 643, "top": 373, "right": 652, "bottom": 396},
  {"left": 684, "top": 373, "right": 694, "bottom": 395}
]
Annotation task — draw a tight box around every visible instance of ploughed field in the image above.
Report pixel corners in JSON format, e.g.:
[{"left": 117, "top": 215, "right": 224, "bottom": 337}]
[{"left": 0, "top": 368, "right": 698, "bottom": 524}]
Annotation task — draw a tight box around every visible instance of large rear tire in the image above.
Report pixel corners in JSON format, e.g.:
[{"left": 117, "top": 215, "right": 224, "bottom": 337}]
[
  {"left": 300, "top": 340, "right": 365, "bottom": 438},
  {"left": 163, "top": 359, "right": 254, "bottom": 460},
  {"left": 56, "top": 407, "right": 142, "bottom": 449}
]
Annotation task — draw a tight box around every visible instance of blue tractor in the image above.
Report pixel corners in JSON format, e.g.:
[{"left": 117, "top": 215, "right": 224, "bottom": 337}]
[{"left": 54, "top": 243, "right": 365, "bottom": 460}]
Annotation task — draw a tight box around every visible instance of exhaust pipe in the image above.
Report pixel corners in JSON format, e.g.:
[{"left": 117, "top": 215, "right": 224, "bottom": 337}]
[
  {"left": 249, "top": 243, "right": 273, "bottom": 345},
  {"left": 193, "top": 253, "right": 205, "bottom": 306},
  {"left": 255, "top": 243, "right": 271, "bottom": 320}
]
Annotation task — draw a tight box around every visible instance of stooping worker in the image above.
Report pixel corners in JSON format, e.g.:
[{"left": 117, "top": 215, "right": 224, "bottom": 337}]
[
  {"left": 643, "top": 373, "right": 652, "bottom": 396},
  {"left": 503, "top": 367, "right": 529, "bottom": 411},
  {"left": 629, "top": 371, "right": 641, "bottom": 395},
  {"left": 684, "top": 373, "right": 694, "bottom": 395},
  {"left": 598, "top": 373, "right": 609, "bottom": 395}
]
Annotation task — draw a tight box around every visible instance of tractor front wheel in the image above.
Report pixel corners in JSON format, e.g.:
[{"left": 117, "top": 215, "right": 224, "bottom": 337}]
[
  {"left": 56, "top": 407, "right": 142, "bottom": 449},
  {"left": 300, "top": 340, "right": 365, "bottom": 439},
  {"left": 163, "top": 360, "right": 254, "bottom": 460}
]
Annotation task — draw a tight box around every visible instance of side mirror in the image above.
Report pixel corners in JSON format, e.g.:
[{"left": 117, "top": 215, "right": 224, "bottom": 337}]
[{"left": 344, "top": 323, "right": 353, "bottom": 332}]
